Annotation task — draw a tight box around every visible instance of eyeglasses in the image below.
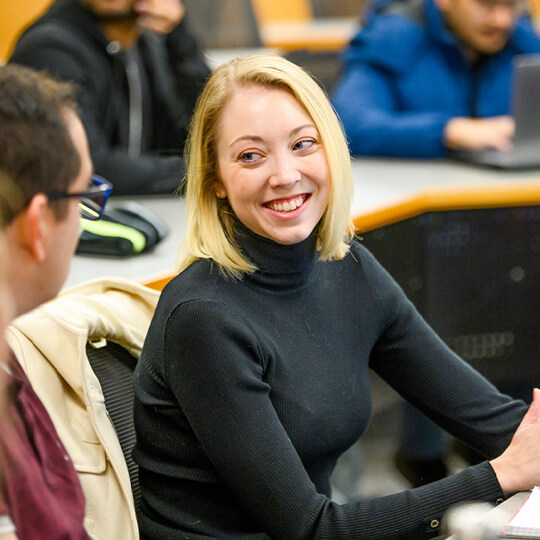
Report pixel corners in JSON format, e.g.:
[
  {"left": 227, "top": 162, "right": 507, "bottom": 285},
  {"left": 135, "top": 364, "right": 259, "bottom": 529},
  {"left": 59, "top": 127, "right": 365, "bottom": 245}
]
[
  {"left": 475, "top": 0, "right": 524, "bottom": 11},
  {"left": 46, "top": 175, "right": 113, "bottom": 220}
]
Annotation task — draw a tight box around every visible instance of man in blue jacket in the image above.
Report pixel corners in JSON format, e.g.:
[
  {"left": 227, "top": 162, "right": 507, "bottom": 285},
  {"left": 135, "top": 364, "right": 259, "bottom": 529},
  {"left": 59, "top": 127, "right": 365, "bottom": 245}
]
[{"left": 332, "top": 0, "right": 540, "bottom": 158}]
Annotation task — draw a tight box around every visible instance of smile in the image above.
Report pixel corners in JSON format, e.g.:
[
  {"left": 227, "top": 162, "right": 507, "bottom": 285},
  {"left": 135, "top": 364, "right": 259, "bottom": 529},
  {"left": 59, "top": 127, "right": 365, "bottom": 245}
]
[{"left": 264, "top": 194, "right": 309, "bottom": 213}]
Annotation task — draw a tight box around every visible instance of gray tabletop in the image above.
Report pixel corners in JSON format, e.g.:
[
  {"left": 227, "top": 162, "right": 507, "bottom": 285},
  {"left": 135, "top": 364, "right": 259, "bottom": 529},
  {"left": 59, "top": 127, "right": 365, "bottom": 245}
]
[{"left": 64, "top": 158, "right": 540, "bottom": 289}]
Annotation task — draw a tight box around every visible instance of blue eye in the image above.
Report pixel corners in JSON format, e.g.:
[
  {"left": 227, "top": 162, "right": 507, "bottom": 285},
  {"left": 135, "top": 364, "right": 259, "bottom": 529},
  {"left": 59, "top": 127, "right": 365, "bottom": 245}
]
[
  {"left": 293, "top": 140, "right": 314, "bottom": 151},
  {"left": 239, "top": 152, "right": 259, "bottom": 163}
]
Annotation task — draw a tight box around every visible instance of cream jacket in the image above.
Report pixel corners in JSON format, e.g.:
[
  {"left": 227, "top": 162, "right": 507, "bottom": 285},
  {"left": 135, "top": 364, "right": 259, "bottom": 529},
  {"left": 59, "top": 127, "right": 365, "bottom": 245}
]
[{"left": 6, "top": 278, "right": 160, "bottom": 540}]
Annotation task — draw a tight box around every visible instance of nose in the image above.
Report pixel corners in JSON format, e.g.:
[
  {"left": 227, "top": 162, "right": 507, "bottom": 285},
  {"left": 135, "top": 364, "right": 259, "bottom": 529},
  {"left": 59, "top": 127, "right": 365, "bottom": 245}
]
[
  {"left": 268, "top": 152, "right": 301, "bottom": 189},
  {"left": 489, "top": 4, "right": 516, "bottom": 29}
]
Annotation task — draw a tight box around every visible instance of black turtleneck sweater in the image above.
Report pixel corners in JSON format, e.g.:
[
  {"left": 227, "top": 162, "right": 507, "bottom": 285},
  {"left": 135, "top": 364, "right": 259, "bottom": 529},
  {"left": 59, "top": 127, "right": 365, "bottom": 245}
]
[{"left": 133, "top": 223, "right": 526, "bottom": 540}]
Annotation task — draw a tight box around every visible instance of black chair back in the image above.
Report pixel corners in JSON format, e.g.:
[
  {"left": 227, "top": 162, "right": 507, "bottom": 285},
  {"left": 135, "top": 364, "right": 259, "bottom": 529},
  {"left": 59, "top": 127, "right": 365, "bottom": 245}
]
[{"left": 86, "top": 342, "right": 141, "bottom": 516}]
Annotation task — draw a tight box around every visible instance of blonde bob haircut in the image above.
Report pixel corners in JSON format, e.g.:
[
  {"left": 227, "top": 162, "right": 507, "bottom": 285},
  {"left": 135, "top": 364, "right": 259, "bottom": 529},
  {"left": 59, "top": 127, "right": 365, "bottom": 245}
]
[{"left": 177, "top": 54, "right": 354, "bottom": 277}]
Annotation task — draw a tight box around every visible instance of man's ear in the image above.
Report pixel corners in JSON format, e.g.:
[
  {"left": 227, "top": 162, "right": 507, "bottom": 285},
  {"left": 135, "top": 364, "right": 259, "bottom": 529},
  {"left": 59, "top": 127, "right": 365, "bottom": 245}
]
[{"left": 23, "top": 194, "right": 53, "bottom": 263}]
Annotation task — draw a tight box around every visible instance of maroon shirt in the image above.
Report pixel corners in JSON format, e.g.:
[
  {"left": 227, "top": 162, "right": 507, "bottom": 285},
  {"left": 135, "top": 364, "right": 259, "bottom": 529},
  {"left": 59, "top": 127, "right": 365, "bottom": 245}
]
[{"left": 0, "top": 352, "right": 89, "bottom": 540}]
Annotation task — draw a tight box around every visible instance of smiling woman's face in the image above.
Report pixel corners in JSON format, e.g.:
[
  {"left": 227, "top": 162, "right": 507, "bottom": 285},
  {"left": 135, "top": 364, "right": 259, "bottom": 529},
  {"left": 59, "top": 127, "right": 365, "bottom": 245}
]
[{"left": 215, "top": 85, "right": 330, "bottom": 245}]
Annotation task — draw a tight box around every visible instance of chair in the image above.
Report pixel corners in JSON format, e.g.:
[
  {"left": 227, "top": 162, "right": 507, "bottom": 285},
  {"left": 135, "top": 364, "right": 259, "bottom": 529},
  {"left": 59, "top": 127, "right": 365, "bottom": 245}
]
[
  {"left": 183, "top": 0, "right": 261, "bottom": 49},
  {"left": 86, "top": 341, "right": 141, "bottom": 516},
  {"left": 249, "top": 0, "right": 357, "bottom": 52},
  {"left": 251, "top": 0, "right": 314, "bottom": 24},
  {"left": 529, "top": 0, "right": 540, "bottom": 29}
]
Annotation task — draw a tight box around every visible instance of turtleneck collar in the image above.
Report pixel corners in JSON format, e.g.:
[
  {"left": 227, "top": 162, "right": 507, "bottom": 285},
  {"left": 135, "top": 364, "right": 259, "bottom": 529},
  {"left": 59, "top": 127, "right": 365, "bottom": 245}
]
[{"left": 233, "top": 218, "right": 319, "bottom": 291}]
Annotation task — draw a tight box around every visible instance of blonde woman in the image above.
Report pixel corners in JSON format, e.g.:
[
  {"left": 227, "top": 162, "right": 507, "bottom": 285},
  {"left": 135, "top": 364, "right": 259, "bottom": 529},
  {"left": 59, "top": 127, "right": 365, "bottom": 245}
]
[{"left": 133, "top": 55, "right": 540, "bottom": 539}]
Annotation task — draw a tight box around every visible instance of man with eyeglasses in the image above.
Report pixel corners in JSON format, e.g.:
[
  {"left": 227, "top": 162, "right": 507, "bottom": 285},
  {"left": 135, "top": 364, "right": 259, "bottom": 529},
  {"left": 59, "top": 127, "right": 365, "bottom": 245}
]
[
  {"left": 332, "top": 0, "right": 540, "bottom": 158},
  {"left": 0, "top": 64, "right": 110, "bottom": 539},
  {"left": 9, "top": 0, "right": 210, "bottom": 196}
]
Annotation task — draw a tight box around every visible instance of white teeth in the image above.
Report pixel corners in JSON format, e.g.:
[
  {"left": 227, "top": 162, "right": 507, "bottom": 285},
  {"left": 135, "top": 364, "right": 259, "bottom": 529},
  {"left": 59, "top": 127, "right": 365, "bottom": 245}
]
[{"left": 268, "top": 196, "right": 305, "bottom": 213}]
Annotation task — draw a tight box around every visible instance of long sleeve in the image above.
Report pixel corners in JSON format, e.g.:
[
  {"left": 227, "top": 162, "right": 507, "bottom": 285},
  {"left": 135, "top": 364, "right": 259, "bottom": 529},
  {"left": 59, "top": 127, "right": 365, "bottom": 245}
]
[
  {"left": 361, "top": 249, "right": 526, "bottom": 459},
  {"left": 164, "top": 17, "right": 211, "bottom": 117},
  {"left": 155, "top": 299, "right": 509, "bottom": 540},
  {"left": 332, "top": 63, "right": 452, "bottom": 158},
  {"left": 330, "top": 11, "right": 454, "bottom": 160}
]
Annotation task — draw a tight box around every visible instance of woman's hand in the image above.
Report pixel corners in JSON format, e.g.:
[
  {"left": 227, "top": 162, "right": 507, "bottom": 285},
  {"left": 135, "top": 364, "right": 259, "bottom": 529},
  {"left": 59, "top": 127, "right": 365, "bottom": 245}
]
[{"left": 490, "top": 388, "right": 540, "bottom": 495}]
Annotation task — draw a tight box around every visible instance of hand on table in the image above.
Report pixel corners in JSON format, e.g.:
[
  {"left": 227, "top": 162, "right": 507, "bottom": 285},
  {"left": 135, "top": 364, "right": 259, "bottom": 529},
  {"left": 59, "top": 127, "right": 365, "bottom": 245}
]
[
  {"left": 443, "top": 116, "right": 515, "bottom": 152},
  {"left": 491, "top": 388, "right": 540, "bottom": 496},
  {"left": 135, "top": 0, "right": 185, "bottom": 34}
]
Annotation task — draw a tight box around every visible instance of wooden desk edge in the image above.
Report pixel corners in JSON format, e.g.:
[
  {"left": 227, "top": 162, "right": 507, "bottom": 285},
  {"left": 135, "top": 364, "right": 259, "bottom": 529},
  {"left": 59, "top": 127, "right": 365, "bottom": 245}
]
[
  {"left": 140, "top": 182, "right": 540, "bottom": 289},
  {"left": 258, "top": 19, "right": 356, "bottom": 51},
  {"left": 353, "top": 181, "right": 540, "bottom": 233},
  {"left": 143, "top": 271, "right": 176, "bottom": 291}
]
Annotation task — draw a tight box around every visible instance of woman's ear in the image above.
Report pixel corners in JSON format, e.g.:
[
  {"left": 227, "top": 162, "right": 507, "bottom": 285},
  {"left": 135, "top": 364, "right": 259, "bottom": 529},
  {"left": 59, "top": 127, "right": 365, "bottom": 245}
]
[
  {"left": 24, "top": 194, "right": 53, "bottom": 263},
  {"left": 215, "top": 183, "right": 227, "bottom": 199}
]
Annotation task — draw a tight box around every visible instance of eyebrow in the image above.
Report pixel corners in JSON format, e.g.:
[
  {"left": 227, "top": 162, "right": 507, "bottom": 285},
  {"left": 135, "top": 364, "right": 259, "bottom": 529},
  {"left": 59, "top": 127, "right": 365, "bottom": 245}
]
[{"left": 228, "top": 124, "right": 317, "bottom": 149}]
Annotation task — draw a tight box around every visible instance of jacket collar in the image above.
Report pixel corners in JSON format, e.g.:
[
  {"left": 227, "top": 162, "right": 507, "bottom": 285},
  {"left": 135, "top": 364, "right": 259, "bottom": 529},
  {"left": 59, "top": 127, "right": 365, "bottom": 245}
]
[
  {"left": 7, "top": 278, "right": 159, "bottom": 401},
  {"left": 36, "top": 0, "right": 109, "bottom": 49}
]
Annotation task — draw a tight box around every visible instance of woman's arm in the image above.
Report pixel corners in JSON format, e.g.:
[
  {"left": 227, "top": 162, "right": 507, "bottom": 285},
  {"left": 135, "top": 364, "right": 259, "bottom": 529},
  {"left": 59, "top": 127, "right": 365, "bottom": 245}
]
[
  {"left": 161, "top": 299, "right": 509, "bottom": 539},
  {"left": 361, "top": 244, "right": 540, "bottom": 496},
  {"left": 358, "top": 242, "right": 527, "bottom": 459}
]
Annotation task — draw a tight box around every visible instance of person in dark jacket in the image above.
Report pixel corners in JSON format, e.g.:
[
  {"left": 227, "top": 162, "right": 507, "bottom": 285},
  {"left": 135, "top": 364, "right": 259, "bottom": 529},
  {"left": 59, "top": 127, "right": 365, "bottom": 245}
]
[
  {"left": 10, "top": 0, "right": 211, "bottom": 195},
  {"left": 332, "top": 0, "right": 540, "bottom": 158}
]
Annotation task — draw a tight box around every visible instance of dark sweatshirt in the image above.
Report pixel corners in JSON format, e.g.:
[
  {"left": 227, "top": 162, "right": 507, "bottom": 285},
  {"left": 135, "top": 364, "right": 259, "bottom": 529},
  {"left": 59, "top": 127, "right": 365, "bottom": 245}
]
[{"left": 10, "top": 0, "right": 210, "bottom": 195}]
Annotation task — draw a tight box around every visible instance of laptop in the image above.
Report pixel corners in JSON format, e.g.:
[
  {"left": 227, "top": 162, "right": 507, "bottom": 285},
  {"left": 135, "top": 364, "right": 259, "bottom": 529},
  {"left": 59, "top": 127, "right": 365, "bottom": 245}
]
[{"left": 451, "top": 53, "right": 540, "bottom": 169}]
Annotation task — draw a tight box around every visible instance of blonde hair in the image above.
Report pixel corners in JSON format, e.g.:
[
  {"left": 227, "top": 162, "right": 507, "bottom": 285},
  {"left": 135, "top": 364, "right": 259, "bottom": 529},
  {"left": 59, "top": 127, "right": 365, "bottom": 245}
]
[{"left": 177, "top": 54, "right": 354, "bottom": 277}]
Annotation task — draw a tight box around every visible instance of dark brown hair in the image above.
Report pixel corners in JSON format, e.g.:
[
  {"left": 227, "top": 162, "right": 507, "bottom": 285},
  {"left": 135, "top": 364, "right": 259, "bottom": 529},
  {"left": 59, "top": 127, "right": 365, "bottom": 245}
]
[{"left": 0, "top": 64, "right": 81, "bottom": 222}]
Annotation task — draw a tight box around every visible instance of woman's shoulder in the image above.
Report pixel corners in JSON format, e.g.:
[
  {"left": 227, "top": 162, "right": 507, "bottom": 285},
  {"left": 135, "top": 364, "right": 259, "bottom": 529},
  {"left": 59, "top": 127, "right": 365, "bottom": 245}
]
[
  {"left": 342, "top": 238, "right": 406, "bottom": 302},
  {"left": 344, "top": 238, "right": 386, "bottom": 271},
  {"left": 157, "top": 258, "right": 243, "bottom": 315}
]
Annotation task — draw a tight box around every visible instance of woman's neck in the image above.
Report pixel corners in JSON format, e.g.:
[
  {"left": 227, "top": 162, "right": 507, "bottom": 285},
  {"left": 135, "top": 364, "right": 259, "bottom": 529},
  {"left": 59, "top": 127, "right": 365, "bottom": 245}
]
[{"left": 234, "top": 219, "right": 319, "bottom": 290}]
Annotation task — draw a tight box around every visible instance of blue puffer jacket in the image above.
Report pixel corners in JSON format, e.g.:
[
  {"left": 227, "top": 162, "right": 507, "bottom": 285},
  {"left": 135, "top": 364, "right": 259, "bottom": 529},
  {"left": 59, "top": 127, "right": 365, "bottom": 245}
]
[{"left": 332, "top": 0, "right": 540, "bottom": 157}]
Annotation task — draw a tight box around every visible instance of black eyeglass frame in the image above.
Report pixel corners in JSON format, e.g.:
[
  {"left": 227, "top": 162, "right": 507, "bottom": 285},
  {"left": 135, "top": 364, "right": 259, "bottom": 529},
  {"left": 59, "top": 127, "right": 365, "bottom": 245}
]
[{"left": 45, "top": 175, "right": 113, "bottom": 221}]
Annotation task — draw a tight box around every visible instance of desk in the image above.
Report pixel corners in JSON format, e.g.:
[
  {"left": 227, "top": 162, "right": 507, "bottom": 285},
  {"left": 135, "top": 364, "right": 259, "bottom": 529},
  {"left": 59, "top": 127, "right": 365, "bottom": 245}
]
[
  {"left": 257, "top": 17, "right": 358, "bottom": 52},
  {"left": 64, "top": 158, "right": 540, "bottom": 289},
  {"left": 349, "top": 157, "right": 540, "bottom": 216},
  {"left": 65, "top": 195, "right": 186, "bottom": 289}
]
